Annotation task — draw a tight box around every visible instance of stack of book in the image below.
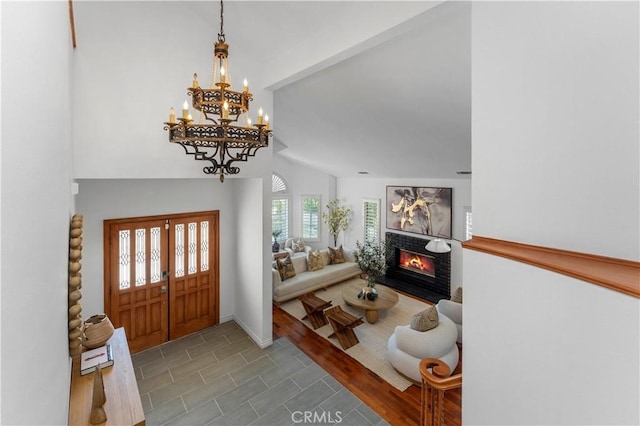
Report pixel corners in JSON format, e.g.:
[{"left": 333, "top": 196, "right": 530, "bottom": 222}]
[{"left": 80, "top": 344, "right": 114, "bottom": 375}]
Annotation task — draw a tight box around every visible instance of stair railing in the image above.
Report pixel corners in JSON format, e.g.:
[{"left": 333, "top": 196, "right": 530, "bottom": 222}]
[{"left": 419, "top": 358, "right": 462, "bottom": 426}]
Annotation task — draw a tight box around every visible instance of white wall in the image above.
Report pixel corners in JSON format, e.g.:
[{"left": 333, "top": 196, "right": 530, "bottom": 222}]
[
  {"left": 339, "top": 177, "right": 471, "bottom": 289},
  {"left": 232, "top": 177, "right": 273, "bottom": 347},
  {"left": 273, "top": 155, "right": 471, "bottom": 289},
  {"left": 273, "top": 152, "right": 336, "bottom": 250},
  {"left": 271, "top": 158, "right": 472, "bottom": 289},
  {"left": 72, "top": 1, "right": 273, "bottom": 180},
  {"left": 465, "top": 2, "right": 640, "bottom": 424},
  {"left": 471, "top": 1, "right": 640, "bottom": 261},
  {"left": 1, "top": 2, "right": 74, "bottom": 424},
  {"left": 464, "top": 251, "right": 639, "bottom": 425}
]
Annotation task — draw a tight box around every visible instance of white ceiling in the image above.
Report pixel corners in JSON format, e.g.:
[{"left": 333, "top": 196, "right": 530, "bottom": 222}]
[{"left": 186, "top": 1, "right": 471, "bottom": 180}]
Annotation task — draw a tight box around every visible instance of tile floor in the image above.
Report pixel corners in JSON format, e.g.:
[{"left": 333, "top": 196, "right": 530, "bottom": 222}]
[{"left": 131, "top": 320, "right": 387, "bottom": 426}]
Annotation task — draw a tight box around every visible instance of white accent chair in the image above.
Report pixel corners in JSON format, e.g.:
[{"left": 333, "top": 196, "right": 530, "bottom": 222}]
[
  {"left": 436, "top": 299, "right": 462, "bottom": 343},
  {"left": 387, "top": 313, "right": 459, "bottom": 382},
  {"left": 284, "top": 237, "right": 311, "bottom": 258}
]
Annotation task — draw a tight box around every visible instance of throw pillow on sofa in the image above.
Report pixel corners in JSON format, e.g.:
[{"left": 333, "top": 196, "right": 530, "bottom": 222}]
[
  {"left": 328, "top": 245, "right": 346, "bottom": 264},
  {"left": 292, "top": 238, "right": 306, "bottom": 253},
  {"left": 450, "top": 287, "right": 463, "bottom": 303},
  {"left": 410, "top": 305, "right": 439, "bottom": 332},
  {"left": 276, "top": 256, "right": 297, "bottom": 281},
  {"left": 307, "top": 250, "right": 324, "bottom": 271},
  {"left": 273, "top": 251, "right": 290, "bottom": 261}
]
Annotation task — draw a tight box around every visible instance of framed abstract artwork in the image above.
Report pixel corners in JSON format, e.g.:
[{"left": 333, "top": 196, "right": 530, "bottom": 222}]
[{"left": 386, "top": 186, "right": 452, "bottom": 239}]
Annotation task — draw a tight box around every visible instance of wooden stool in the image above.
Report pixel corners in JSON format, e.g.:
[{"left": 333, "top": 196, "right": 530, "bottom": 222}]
[
  {"left": 324, "top": 306, "right": 363, "bottom": 350},
  {"left": 299, "top": 293, "right": 332, "bottom": 329}
]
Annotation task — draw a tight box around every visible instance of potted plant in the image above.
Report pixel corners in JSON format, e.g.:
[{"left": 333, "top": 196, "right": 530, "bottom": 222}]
[
  {"left": 321, "top": 199, "right": 351, "bottom": 246},
  {"left": 272, "top": 229, "right": 282, "bottom": 253},
  {"left": 353, "top": 240, "right": 391, "bottom": 300}
]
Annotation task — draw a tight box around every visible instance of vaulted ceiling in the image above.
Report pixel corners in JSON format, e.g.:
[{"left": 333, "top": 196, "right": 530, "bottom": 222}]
[{"left": 185, "top": 1, "right": 471, "bottom": 180}]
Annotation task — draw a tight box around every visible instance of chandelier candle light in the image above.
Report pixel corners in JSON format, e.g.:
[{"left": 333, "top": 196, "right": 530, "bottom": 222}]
[{"left": 163, "top": 0, "right": 271, "bottom": 182}]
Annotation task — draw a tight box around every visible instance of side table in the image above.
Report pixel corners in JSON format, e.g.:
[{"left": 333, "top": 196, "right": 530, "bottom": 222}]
[{"left": 342, "top": 282, "right": 399, "bottom": 324}]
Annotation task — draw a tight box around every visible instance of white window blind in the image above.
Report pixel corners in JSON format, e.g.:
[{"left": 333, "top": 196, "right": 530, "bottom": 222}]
[
  {"left": 272, "top": 174, "right": 286, "bottom": 193},
  {"left": 272, "top": 173, "right": 289, "bottom": 241},
  {"left": 363, "top": 198, "right": 380, "bottom": 244},
  {"left": 301, "top": 195, "right": 320, "bottom": 240},
  {"left": 272, "top": 198, "right": 289, "bottom": 241},
  {"left": 463, "top": 206, "right": 473, "bottom": 241}
]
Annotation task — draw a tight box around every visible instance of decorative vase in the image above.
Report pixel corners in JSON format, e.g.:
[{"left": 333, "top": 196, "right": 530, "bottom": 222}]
[
  {"left": 357, "top": 286, "right": 379, "bottom": 301},
  {"left": 366, "top": 286, "right": 378, "bottom": 301},
  {"left": 272, "top": 240, "right": 280, "bottom": 253}
]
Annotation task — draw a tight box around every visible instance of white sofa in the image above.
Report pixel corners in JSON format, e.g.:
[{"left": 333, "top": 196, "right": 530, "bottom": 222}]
[
  {"left": 272, "top": 248, "right": 361, "bottom": 303},
  {"left": 387, "top": 313, "right": 459, "bottom": 382},
  {"left": 436, "top": 299, "right": 462, "bottom": 343}
]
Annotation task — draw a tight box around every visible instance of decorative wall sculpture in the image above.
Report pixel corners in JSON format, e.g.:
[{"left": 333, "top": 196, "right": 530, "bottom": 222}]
[
  {"left": 68, "top": 213, "right": 84, "bottom": 356},
  {"left": 386, "top": 186, "right": 452, "bottom": 239}
]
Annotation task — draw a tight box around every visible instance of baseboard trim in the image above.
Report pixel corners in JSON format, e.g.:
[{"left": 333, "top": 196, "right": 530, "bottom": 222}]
[
  {"left": 463, "top": 236, "right": 640, "bottom": 298},
  {"left": 231, "top": 315, "right": 273, "bottom": 349}
]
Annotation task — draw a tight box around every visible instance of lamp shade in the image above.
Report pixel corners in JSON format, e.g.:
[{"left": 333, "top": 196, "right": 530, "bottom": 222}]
[{"left": 425, "top": 238, "right": 451, "bottom": 253}]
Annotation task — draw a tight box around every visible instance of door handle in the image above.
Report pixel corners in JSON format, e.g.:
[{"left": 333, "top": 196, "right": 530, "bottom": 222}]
[{"left": 160, "top": 285, "right": 167, "bottom": 294}]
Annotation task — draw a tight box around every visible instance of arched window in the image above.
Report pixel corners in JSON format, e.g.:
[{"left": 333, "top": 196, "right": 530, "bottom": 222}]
[{"left": 272, "top": 174, "right": 289, "bottom": 241}]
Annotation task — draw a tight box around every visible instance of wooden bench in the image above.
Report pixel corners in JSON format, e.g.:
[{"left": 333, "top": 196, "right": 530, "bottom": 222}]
[
  {"left": 325, "top": 306, "right": 364, "bottom": 350},
  {"left": 299, "top": 292, "right": 332, "bottom": 329}
]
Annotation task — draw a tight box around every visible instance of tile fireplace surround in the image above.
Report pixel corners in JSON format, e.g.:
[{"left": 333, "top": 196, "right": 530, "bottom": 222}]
[{"left": 377, "top": 232, "right": 451, "bottom": 303}]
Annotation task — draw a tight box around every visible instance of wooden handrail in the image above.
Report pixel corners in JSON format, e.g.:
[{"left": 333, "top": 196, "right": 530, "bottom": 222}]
[
  {"left": 68, "top": 0, "right": 77, "bottom": 48},
  {"left": 463, "top": 236, "right": 640, "bottom": 298},
  {"left": 420, "top": 358, "right": 462, "bottom": 426},
  {"left": 420, "top": 358, "right": 462, "bottom": 390}
]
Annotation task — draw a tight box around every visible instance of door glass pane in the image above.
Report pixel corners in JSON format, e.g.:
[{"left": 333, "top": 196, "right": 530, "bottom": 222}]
[
  {"left": 201, "top": 221, "right": 209, "bottom": 271},
  {"left": 119, "top": 230, "right": 131, "bottom": 290},
  {"left": 175, "top": 224, "right": 185, "bottom": 277},
  {"left": 150, "top": 227, "right": 161, "bottom": 283},
  {"left": 135, "top": 228, "right": 146, "bottom": 286},
  {"left": 188, "top": 222, "right": 197, "bottom": 274}
]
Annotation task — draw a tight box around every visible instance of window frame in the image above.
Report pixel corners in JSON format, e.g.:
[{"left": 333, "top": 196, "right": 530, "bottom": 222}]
[
  {"left": 272, "top": 197, "right": 289, "bottom": 242},
  {"left": 463, "top": 205, "right": 472, "bottom": 241},
  {"left": 300, "top": 194, "right": 321, "bottom": 242},
  {"left": 362, "top": 198, "right": 381, "bottom": 244},
  {"left": 272, "top": 174, "right": 290, "bottom": 242}
]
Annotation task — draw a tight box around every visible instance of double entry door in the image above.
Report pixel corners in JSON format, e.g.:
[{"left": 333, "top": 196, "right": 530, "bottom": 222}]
[{"left": 104, "top": 211, "right": 219, "bottom": 353}]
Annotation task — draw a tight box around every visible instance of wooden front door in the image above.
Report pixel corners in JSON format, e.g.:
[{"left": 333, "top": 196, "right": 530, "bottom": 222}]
[
  {"left": 168, "top": 213, "right": 218, "bottom": 340},
  {"left": 104, "top": 211, "right": 219, "bottom": 353}
]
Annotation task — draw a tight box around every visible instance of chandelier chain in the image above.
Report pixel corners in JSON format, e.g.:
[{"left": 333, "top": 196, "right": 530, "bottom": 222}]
[{"left": 217, "top": 0, "right": 225, "bottom": 42}]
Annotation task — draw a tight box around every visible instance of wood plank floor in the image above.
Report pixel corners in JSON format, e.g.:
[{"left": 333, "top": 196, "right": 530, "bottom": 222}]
[{"left": 273, "top": 304, "right": 462, "bottom": 426}]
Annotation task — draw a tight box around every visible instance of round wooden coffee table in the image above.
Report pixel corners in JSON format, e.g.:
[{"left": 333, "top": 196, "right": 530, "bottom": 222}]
[{"left": 341, "top": 282, "right": 399, "bottom": 324}]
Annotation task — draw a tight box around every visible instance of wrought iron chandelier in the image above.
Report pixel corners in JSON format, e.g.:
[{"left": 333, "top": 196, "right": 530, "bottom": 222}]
[{"left": 164, "top": 0, "right": 271, "bottom": 182}]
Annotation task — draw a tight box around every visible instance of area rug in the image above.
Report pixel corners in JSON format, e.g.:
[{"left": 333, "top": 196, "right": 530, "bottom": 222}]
[{"left": 279, "top": 278, "right": 431, "bottom": 391}]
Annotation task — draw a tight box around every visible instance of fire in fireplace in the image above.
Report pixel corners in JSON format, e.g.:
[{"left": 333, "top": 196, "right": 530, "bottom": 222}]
[
  {"left": 398, "top": 249, "right": 435, "bottom": 278},
  {"left": 381, "top": 232, "right": 451, "bottom": 302}
]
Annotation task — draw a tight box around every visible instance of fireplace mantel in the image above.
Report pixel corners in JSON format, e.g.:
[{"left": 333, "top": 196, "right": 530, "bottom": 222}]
[{"left": 377, "top": 232, "right": 451, "bottom": 303}]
